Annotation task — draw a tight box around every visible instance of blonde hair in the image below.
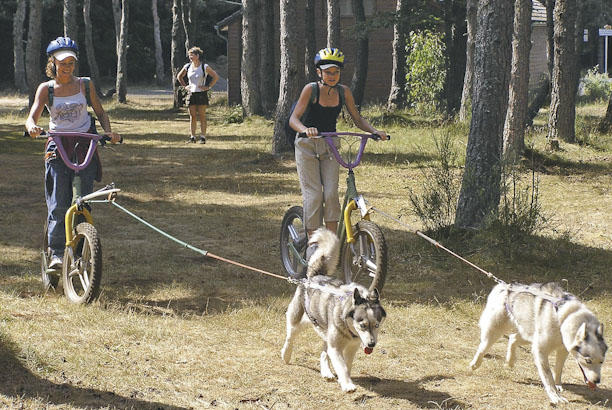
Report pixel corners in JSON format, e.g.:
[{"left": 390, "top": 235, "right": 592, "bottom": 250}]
[{"left": 188, "top": 46, "right": 204, "bottom": 60}]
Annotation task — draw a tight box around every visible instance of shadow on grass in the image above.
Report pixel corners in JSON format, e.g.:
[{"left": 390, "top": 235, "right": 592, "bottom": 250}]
[
  {"left": 355, "top": 375, "right": 462, "bottom": 407},
  {"left": 0, "top": 332, "right": 187, "bottom": 409},
  {"left": 522, "top": 146, "right": 612, "bottom": 175},
  {"left": 515, "top": 377, "right": 612, "bottom": 406}
]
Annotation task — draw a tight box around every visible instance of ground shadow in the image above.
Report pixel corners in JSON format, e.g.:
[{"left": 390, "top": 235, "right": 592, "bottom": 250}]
[
  {"left": 354, "top": 375, "right": 465, "bottom": 408},
  {"left": 0, "top": 332, "right": 187, "bottom": 409}
]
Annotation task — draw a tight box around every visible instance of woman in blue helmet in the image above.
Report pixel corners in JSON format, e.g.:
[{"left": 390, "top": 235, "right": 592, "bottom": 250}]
[
  {"left": 289, "top": 48, "right": 388, "bottom": 254},
  {"left": 25, "top": 36, "right": 121, "bottom": 271}
]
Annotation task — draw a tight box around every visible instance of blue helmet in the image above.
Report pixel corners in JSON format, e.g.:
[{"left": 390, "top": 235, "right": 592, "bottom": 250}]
[{"left": 46, "top": 36, "right": 79, "bottom": 56}]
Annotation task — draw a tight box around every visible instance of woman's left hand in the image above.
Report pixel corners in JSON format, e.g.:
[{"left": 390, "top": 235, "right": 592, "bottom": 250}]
[
  {"left": 105, "top": 132, "right": 122, "bottom": 144},
  {"left": 374, "top": 131, "right": 388, "bottom": 141}
]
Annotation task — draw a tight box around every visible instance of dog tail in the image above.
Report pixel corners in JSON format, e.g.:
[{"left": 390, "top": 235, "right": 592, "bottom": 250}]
[{"left": 306, "top": 228, "right": 340, "bottom": 279}]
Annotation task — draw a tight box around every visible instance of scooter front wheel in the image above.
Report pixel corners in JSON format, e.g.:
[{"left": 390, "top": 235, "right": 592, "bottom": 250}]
[
  {"left": 62, "top": 222, "right": 102, "bottom": 304},
  {"left": 341, "top": 220, "right": 387, "bottom": 292}
]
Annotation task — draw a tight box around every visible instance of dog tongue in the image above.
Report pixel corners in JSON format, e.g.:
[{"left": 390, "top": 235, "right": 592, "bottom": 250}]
[
  {"left": 587, "top": 381, "right": 596, "bottom": 390},
  {"left": 364, "top": 347, "right": 373, "bottom": 355}
]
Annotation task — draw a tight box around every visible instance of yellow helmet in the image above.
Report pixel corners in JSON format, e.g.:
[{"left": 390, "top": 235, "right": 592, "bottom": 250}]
[{"left": 314, "top": 48, "right": 345, "bottom": 69}]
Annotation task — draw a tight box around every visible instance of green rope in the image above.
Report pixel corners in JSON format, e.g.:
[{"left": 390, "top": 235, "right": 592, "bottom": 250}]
[{"left": 111, "top": 201, "right": 208, "bottom": 257}]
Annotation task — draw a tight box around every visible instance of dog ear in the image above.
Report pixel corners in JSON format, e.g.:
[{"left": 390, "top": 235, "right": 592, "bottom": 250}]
[
  {"left": 353, "top": 288, "right": 366, "bottom": 305},
  {"left": 597, "top": 323, "right": 604, "bottom": 339},
  {"left": 576, "top": 322, "right": 587, "bottom": 342},
  {"left": 368, "top": 288, "right": 380, "bottom": 303}
]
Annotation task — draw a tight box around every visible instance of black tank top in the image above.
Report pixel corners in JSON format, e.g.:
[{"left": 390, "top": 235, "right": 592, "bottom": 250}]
[{"left": 302, "top": 86, "right": 342, "bottom": 132}]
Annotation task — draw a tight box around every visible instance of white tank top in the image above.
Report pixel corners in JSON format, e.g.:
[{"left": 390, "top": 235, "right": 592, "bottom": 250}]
[
  {"left": 187, "top": 63, "right": 209, "bottom": 92},
  {"left": 48, "top": 81, "right": 90, "bottom": 133}
]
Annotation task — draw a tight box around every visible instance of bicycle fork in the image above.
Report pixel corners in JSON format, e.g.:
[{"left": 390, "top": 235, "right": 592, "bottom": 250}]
[{"left": 64, "top": 174, "right": 94, "bottom": 248}]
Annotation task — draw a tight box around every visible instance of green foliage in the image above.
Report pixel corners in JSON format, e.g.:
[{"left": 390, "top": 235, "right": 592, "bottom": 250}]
[
  {"left": 405, "top": 30, "right": 446, "bottom": 114},
  {"left": 408, "top": 131, "right": 461, "bottom": 231},
  {"left": 580, "top": 66, "right": 612, "bottom": 103},
  {"left": 224, "top": 104, "right": 243, "bottom": 124}
]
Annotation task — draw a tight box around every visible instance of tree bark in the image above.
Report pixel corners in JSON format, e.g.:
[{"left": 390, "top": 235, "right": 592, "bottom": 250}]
[
  {"left": 442, "top": 0, "right": 467, "bottom": 116},
  {"left": 327, "top": 0, "right": 340, "bottom": 48},
  {"left": 350, "top": 0, "right": 368, "bottom": 108},
  {"left": 305, "top": 0, "right": 317, "bottom": 82},
  {"left": 115, "top": 0, "right": 129, "bottom": 103},
  {"left": 547, "top": 0, "right": 577, "bottom": 144},
  {"left": 455, "top": 0, "right": 514, "bottom": 230},
  {"left": 181, "top": 0, "right": 196, "bottom": 51},
  {"left": 600, "top": 94, "right": 612, "bottom": 133},
  {"left": 259, "top": 0, "right": 277, "bottom": 115},
  {"left": 26, "top": 0, "right": 43, "bottom": 106},
  {"left": 272, "top": 0, "right": 299, "bottom": 153},
  {"left": 241, "top": 0, "right": 263, "bottom": 115},
  {"left": 152, "top": 0, "right": 165, "bottom": 85},
  {"left": 171, "top": 0, "right": 185, "bottom": 108},
  {"left": 63, "top": 0, "right": 78, "bottom": 40},
  {"left": 83, "top": 0, "right": 102, "bottom": 97},
  {"left": 503, "top": 0, "right": 532, "bottom": 162},
  {"left": 387, "top": 0, "right": 408, "bottom": 110},
  {"left": 112, "top": 0, "right": 121, "bottom": 55},
  {"left": 546, "top": 0, "right": 554, "bottom": 78},
  {"left": 459, "top": 0, "right": 477, "bottom": 121},
  {"left": 13, "top": 0, "right": 28, "bottom": 93}
]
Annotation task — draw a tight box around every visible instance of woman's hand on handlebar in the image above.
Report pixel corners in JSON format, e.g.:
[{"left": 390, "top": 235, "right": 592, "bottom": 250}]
[
  {"left": 104, "top": 131, "right": 122, "bottom": 144},
  {"left": 372, "top": 131, "right": 389, "bottom": 141},
  {"left": 302, "top": 127, "right": 319, "bottom": 138},
  {"left": 28, "top": 125, "right": 45, "bottom": 138}
]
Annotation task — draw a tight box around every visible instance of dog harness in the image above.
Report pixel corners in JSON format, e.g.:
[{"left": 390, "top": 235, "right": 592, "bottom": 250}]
[
  {"left": 504, "top": 283, "right": 575, "bottom": 318},
  {"left": 300, "top": 280, "right": 358, "bottom": 339}
]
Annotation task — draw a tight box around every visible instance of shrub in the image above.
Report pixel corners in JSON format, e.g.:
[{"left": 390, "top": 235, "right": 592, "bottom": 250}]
[
  {"left": 405, "top": 30, "right": 446, "bottom": 114},
  {"left": 581, "top": 66, "right": 612, "bottom": 103}
]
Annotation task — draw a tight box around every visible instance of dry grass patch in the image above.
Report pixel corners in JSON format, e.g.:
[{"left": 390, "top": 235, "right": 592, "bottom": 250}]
[{"left": 2, "top": 91, "right": 612, "bottom": 409}]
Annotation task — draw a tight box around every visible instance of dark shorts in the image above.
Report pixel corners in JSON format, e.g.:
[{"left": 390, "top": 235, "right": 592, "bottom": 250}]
[{"left": 187, "top": 91, "right": 209, "bottom": 106}]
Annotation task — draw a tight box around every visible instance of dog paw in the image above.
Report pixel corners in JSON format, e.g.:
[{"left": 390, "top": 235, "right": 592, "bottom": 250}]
[
  {"left": 548, "top": 393, "right": 568, "bottom": 405},
  {"left": 555, "top": 385, "right": 564, "bottom": 393},
  {"left": 321, "top": 371, "right": 335, "bottom": 380},
  {"left": 281, "top": 346, "right": 292, "bottom": 364},
  {"left": 341, "top": 382, "right": 357, "bottom": 392}
]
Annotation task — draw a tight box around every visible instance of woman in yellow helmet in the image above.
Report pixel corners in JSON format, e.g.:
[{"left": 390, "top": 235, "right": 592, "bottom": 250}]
[{"left": 289, "top": 48, "right": 388, "bottom": 258}]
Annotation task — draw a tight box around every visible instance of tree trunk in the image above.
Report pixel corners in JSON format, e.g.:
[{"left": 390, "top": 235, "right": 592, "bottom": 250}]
[
  {"left": 171, "top": 0, "right": 185, "bottom": 108},
  {"left": 387, "top": 0, "right": 408, "bottom": 110},
  {"left": 599, "top": 94, "right": 612, "bottom": 133},
  {"left": 327, "top": 0, "right": 340, "bottom": 47},
  {"left": 63, "top": 0, "right": 78, "bottom": 40},
  {"left": 241, "top": 0, "right": 263, "bottom": 116},
  {"left": 259, "top": 0, "right": 276, "bottom": 115},
  {"left": 459, "top": 0, "right": 477, "bottom": 121},
  {"left": 547, "top": 0, "right": 577, "bottom": 144},
  {"left": 305, "top": 0, "right": 316, "bottom": 82},
  {"left": 26, "top": 0, "right": 43, "bottom": 106},
  {"left": 83, "top": 0, "right": 102, "bottom": 97},
  {"left": 112, "top": 0, "right": 121, "bottom": 55},
  {"left": 350, "top": 0, "right": 368, "bottom": 108},
  {"left": 442, "top": 0, "right": 467, "bottom": 116},
  {"left": 152, "top": 0, "right": 165, "bottom": 85},
  {"left": 546, "top": 0, "right": 554, "bottom": 78},
  {"left": 272, "top": 0, "right": 299, "bottom": 153},
  {"left": 526, "top": 72, "right": 550, "bottom": 126},
  {"left": 455, "top": 0, "right": 514, "bottom": 230},
  {"left": 503, "top": 0, "right": 532, "bottom": 162},
  {"left": 181, "top": 0, "right": 196, "bottom": 51},
  {"left": 115, "top": 0, "right": 129, "bottom": 103},
  {"left": 12, "top": 0, "right": 28, "bottom": 93}
]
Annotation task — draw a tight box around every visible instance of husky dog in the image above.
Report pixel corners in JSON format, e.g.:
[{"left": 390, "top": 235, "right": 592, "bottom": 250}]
[
  {"left": 470, "top": 282, "right": 607, "bottom": 404},
  {"left": 281, "top": 228, "right": 386, "bottom": 392}
]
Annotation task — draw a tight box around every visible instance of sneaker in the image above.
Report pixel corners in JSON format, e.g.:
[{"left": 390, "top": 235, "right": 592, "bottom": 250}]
[
  {"left": 187, "top": 136, "right": 196, "bottom": 143},
  {"left": 199, "top": 136, "right": 206, "bottom": 144},
  {"left": 49, "top": 255, "right": 63, "bottom": 270}
]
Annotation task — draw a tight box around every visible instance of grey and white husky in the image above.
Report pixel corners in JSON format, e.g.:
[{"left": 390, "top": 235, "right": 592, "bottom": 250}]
[
  {"left": 281, "top": 228, "right": 387, "bottom": 392},
  {"left": 470, "top": 282, "right": 607, "bottom": 404}
]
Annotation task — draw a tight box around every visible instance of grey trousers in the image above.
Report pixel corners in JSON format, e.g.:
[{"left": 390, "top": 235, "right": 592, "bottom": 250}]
[{"left": 295, "top": 136, "right": 341, "bottom": 230}]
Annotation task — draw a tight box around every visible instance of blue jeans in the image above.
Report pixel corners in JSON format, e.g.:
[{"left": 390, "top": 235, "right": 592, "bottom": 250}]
[{"left": 45, "top": 141, "right": 98, "bottom": 257}]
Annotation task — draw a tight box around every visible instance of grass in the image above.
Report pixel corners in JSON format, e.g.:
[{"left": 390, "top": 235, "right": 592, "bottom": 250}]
[{"left": 2, "top": 91, "right": 612, "bottom": 409}]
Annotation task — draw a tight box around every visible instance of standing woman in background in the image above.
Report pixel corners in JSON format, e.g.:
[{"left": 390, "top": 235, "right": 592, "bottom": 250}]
[{"left": 177, "top": 46, "right": 218, "bottom": 144}]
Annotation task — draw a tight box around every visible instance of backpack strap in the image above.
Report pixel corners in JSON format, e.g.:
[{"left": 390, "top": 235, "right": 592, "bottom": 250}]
[
  {"left": 308, "top": 82, "right": 318, "bottom": 105},
  {"left": 47, "top": 80, "right": 55, "bottom": 107},
  {"left": 81, "top": 77, "right": 92, "bottom": 107},
  {"left": 337, "top": 84, "right": 345, "bottom": 107}
]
